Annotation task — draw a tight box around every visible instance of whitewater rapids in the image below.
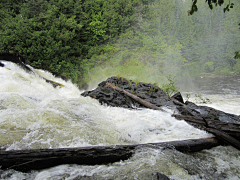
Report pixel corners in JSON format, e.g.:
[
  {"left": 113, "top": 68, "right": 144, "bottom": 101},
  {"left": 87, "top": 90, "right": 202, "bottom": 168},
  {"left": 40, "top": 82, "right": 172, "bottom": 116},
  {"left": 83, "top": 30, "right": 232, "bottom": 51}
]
[{"left": 0, "top": 61, "right": 239, "bottom": 180}]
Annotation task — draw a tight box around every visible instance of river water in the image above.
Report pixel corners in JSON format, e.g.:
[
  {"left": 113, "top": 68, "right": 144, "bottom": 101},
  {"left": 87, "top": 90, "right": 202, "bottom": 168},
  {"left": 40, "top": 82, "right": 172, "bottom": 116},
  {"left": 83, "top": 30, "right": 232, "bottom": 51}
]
[
  {"left": 181, "top": 76, "right": 240, "bottom": 116},
  {"left": 0, "top": 62, "right": 239, "bottom": 180}
]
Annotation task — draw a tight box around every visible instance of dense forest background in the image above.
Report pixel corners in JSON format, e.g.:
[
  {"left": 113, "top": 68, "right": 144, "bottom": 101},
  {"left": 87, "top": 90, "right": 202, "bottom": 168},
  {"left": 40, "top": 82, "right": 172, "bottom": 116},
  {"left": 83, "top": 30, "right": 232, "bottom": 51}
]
[{"left": 0, "top": 0, "right": 239, "bottom": 88}]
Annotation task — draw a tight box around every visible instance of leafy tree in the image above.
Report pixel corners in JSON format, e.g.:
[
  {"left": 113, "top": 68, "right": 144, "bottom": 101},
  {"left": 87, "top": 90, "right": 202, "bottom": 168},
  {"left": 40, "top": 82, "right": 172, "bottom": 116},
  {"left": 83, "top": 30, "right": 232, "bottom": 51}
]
[
  {"left": 189, "top": 0, "right": 239, "bottom": 59},
  {"left": 0, "top": 0, "right": 239, "bottom": 87},
  {"left": 189, "top": 0, "right": 235, "bottom": 15}
]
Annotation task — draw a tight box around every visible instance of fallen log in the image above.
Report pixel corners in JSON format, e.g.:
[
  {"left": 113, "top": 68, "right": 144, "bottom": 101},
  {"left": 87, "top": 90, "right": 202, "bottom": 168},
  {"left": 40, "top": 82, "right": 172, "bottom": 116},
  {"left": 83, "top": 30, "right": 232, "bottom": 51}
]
[
  {"left": 173, "top": 115, "right": 240, "bottom": 140},
  {"left": 0, "top": 137, "right": 220, "bottom": 172},
  {"left": 206, "top": 128, "right": 240, "bottom": 150},
  {"left": 173, "top": 114, "right": 207, "bottom": 126},
  {"left": 172, "top": 114, "right": 240, "bottom": 150},
  {"left": 106, "top": 82, "right": 166, "bottom": 112}
]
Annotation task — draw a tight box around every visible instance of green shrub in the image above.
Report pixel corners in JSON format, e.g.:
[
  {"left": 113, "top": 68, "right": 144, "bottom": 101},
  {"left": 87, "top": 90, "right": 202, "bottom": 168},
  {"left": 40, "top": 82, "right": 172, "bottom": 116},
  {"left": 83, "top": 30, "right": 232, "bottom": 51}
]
[{"left": 161, "top": 74, "right": 179, "bottom": 97}]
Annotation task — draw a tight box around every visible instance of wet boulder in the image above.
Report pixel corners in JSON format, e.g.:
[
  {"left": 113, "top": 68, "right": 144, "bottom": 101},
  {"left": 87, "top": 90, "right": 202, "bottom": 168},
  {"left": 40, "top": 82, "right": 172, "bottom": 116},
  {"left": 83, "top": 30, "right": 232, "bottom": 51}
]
[
  {"left": 0, "top": 61, "right": 4, "bottom": 67},
  {"left": 81, "top": 76, "right": 174, "bottom": 109},
  {"left": 171, "top": 92, "right": 184, "bottom": 104},
  {"left": 81, "top": 76, "right": 240, "bottom": 126}
]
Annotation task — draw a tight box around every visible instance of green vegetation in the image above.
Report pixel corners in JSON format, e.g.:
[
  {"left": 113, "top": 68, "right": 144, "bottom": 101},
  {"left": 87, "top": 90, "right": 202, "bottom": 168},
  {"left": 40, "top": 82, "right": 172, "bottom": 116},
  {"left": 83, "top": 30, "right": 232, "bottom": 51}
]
[
  {"left": 194, "top": 94, "right": 212, "bottom": 104},
  {"left": 161, "top": 75, "right": 179, "bottom": 97},
  {"left": 189, "top": 0, "right": 235, "bottom": 15},
  {"left": 131, "top": 89, "right": 135, "bottom": 94},
  {"left": 0, "top": 0, "right": 140, "bottom": 86},
  {"left": 0, "top": 0, "right": 239, "bottom": 88},
  {"left": 186, "top": 93, "right": 191, "bottom": 101},
  {"left": 184, "top": 93, "right": 211, "bottom": 104}
]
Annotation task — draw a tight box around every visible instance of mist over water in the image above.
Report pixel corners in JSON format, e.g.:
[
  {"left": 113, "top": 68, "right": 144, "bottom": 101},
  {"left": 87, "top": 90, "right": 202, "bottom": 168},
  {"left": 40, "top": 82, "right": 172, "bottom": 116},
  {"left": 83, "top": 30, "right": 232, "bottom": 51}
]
[
  {"left": 82, "top": 0, "right": 240, "bottom": 90},
  {"left": 180, "top": 76, "right": 240, "bottom": 115},
  {"left": 1, "top": 62, "right": 240, "bottom": 180}
]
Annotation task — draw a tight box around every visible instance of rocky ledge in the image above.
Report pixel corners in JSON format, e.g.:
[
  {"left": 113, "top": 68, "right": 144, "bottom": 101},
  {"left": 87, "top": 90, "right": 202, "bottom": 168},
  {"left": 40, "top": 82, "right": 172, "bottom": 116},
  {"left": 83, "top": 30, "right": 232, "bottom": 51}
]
[
  {"left": 82, "top": 76, "right": 174, "bottom": 109},
  {"left": 81, "top": 76, "right": 239, "bottom": 123}
]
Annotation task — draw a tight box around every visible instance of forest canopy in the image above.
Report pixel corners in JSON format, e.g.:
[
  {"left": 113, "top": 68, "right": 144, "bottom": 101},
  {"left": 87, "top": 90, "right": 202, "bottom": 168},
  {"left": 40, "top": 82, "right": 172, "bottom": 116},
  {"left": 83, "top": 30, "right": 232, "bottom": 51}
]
[{"left": 0, "top": 0, "right": 239, "bottom": 88}]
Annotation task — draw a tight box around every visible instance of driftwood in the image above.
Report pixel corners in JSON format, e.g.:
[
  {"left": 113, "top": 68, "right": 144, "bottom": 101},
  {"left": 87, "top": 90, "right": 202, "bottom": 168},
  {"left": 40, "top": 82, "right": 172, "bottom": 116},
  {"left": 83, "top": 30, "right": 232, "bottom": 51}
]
[
  {"left": 106, "top": 82, "right": 166, "bottom": 112},
  {"left": 0, "top": 138, "right": 220, "bottom": 172},
  {"left": 173, "top": 115, "right": 207, "bottom": 126},
  {"left": 206, "top": 128, "right": 240, "bottom": 150},
  {"left": 105, "top": 83, "right": 240, "bottom": 151},
  {"left": 172, "top": 114, "right": 240, "bottom": 150}
]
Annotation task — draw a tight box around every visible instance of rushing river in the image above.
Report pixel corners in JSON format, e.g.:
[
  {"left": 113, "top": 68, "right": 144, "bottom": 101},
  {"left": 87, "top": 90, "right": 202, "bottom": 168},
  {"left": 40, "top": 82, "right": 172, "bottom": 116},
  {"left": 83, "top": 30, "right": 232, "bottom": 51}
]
[
  {"left": 0, "top": 62, "right": 240, "bottom": 180},
  {"left": 181, "top": 76, "right": 240, "bottom": 116}
]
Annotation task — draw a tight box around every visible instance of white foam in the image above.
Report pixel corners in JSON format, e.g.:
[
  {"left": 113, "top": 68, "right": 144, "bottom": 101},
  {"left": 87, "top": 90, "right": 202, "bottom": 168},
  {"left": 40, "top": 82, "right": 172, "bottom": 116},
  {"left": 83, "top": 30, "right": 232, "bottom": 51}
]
[
  {"left": 0, "top": 63, "right": 211, "bottom": 150},
  {"left": 1, "top": 63, "right": 240, "bottom": 180}
]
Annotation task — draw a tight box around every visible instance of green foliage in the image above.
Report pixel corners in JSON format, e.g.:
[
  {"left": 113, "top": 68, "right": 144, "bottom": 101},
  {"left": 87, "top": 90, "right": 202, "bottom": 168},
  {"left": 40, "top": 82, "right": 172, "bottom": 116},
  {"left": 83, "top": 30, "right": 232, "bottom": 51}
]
[
  {"left": 186, "top": 94, "right": 191, "bottom": 101},
  {"left": 189, "top": 0, "right": 239, "bottom": 61},
  {"left": 194, "top": 94, "right": 212, "bottom": 104},
  {"left": 153, "top": 82, "right": 158, "bottom": 87},
  {"left": 149, "top": 87, "right": 156, "bottom": 92},
  {"left": 161, "top": 74, "right": 179, "bottom": 97},
  {"left": 204, "top": 61, "right": 214, "bottom": 72},
  {"left": 184, "top": 93, "right": 211, "bottom": 104},
  {"left": 0, "top": 0, "right": 140, "bottom": 86},
  {"left": 83, "top": 0, "right": 240, "bottom": 88},
  {"left": 189, "top": 0, "right": 234, "bottom": 15},
  {"left": 235, "top": 51, "right": 240, "bottom": 59},
  {"left": 0, "top": 0, "right": 239, "bottom": 88},
  {"left": 131, "top": 89, "right": 135, "bottom": 94}
]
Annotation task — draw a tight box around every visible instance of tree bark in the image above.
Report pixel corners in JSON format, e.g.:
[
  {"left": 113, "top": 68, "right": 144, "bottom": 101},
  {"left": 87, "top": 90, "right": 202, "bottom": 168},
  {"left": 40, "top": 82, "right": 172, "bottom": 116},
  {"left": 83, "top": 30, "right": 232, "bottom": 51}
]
[
  {"left": 172, "top": 114, "right": 240, "bottom": 150},
  {"left": 206, "top": 128, "right": 240, "bottom": 150},
  {"left": 0, "top": 138, "right": 220, "bottom": 172},
  {"left": 173, "top": 114, "right": 207, "bottom": 126},
  {"left": 106, "top": 82, "right": 166, "bottom": 112}
]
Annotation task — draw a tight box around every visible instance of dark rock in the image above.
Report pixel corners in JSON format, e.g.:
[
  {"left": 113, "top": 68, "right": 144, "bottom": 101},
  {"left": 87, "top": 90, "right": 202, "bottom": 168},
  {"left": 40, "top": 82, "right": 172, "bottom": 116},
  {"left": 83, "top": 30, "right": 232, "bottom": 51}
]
[
  {"left": 56, "top": 74, "right": 68, "bottom": 81},
  {"left": 81, "top": 77, "right": 240, "bottom": 126},
  {"left": 0, "top": 62, "right": 4, "bottom": 67},
  {"left": 0, "top": 53, "right": 31, "bottom": 72},
  {"left": 185, "top": 101, "right": 240, "bottom": 124},
  {"left": 171, "top": 92, "right": 184, "bottom": 104},
  {"left": 139, "top": 172, "right": 170, "bottom": 180},
  {"left": 153, "top": 172, "right": 170, "bottom": 180},
  {"left": 81, "top": 76, "right": 171, "bottom": 109}
]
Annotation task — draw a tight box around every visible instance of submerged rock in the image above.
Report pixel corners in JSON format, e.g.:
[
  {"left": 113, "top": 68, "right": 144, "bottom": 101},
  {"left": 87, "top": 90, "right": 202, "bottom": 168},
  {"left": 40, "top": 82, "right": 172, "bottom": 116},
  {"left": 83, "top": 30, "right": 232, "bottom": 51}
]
[{"left": 0, "top": 61, "right": 4, "bottom": 67}]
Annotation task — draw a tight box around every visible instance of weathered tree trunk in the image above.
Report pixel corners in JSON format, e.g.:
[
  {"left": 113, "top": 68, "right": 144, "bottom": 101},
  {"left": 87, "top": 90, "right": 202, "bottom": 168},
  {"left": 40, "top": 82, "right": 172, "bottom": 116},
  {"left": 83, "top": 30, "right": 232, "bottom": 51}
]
[
  {"left": 172, "top": 114, "right": 240, "bottom": 150},
  {"left": 206, "top": 128, "right": 240, "bottom": 150},
  {"left": 106, "top": 83, "right": 166, "bottom": 112},
  {"left": 173, "top": 115, "right": 207, "bottom": 126},
  {"left": 0, "top": 138, "right": 220, "bottom": 172},
  {"left": 105, "top": 83, "right": 240, "bottom": 151}
]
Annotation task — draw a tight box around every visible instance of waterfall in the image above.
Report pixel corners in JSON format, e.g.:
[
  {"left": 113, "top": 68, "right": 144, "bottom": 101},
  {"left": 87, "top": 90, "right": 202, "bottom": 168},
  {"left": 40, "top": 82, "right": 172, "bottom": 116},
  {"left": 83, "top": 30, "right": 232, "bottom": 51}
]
[{"left": 0, "top": 62, "right": 240, "bottom": 180}]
